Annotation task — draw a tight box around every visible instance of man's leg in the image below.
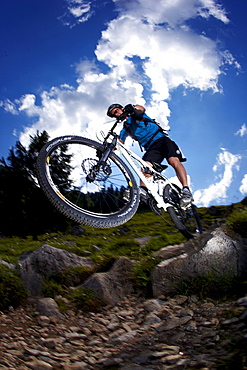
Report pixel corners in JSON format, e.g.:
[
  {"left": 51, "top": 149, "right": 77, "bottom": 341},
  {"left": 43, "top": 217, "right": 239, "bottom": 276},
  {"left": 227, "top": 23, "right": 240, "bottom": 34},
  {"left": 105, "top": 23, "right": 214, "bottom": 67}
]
[
  {"left": 167, "top": 157, "right": 193, "bottom": 206},
  {"left": 167, "top": 157, "right": 188, "bottom": 187}
]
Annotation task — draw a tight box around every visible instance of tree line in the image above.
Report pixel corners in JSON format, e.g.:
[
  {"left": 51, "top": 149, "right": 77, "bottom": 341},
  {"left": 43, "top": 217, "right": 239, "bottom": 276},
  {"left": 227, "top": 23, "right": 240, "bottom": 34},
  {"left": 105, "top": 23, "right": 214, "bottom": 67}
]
[
  {"left": 0, "top": 130, "right": 146, "bottom": 238},
  {"left": 0, "top": 131, "right": 73, "bottom": 237},
  {"left": 0, "top": 131, "right": 126, "bottom": 238}
]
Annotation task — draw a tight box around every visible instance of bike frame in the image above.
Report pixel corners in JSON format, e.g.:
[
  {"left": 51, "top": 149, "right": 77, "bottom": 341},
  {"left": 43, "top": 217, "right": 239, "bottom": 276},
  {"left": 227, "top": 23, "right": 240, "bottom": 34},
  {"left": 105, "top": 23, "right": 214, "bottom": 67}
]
[{"left": 102, "top": 126, "right": 179, "bottom": 212}]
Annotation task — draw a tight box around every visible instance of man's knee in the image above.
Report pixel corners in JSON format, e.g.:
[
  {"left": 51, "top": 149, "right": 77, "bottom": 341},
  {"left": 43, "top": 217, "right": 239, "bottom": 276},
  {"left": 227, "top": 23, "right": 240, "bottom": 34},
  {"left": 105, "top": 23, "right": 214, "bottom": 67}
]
[{"left": 168, "top": 157, "right": 180, "bottom": 167}]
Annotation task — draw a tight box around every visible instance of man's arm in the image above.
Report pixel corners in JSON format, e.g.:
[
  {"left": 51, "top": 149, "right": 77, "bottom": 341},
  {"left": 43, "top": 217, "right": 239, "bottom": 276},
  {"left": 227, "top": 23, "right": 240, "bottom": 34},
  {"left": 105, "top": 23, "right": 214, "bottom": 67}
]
[
  {"left": 119, "top": 104, "right": 145, "bottom": 143},
  {"left": 123, "top": 104, "right": 145, "bottom": 115},
  {"left": 134, "top": 105, "right": 145, "bottom": 114}
]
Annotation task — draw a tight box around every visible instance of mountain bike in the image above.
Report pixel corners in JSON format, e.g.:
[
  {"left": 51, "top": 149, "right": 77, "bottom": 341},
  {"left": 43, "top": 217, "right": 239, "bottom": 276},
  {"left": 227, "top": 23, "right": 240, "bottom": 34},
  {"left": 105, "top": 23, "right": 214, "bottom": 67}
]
[{"left": 36, "top": 115, "right": 202, "bottom": 239}]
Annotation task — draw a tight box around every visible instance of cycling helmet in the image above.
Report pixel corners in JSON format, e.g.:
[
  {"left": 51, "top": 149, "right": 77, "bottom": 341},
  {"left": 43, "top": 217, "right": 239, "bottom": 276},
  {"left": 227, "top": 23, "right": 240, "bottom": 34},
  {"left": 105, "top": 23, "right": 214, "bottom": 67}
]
[{"left": 107, "top": 103, "right": 123, "bottom": 117}]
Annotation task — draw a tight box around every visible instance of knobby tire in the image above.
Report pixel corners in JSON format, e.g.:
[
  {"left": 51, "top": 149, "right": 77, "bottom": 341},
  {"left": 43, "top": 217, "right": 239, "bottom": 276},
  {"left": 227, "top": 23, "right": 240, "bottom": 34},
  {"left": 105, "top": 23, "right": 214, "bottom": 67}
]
[
  {"left": 164, "top": 184, "right": 202, "bottom": 239},
  {"left": 36, "top": 136, "right": 139, "bottom": 228}
]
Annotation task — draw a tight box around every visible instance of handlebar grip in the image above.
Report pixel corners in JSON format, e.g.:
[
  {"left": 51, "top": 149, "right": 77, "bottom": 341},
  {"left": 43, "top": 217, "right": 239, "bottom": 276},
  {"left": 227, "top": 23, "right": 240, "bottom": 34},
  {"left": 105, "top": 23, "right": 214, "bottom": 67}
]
[{"left": 117, "top": 112, "right": 129, "bottom": 122}]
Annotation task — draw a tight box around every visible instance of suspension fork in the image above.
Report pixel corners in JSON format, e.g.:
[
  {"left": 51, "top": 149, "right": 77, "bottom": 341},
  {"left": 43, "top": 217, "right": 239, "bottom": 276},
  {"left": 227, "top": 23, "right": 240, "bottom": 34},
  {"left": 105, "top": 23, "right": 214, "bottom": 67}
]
[{"left": 86, "top": 135, "right": 118, "bottom": 183}]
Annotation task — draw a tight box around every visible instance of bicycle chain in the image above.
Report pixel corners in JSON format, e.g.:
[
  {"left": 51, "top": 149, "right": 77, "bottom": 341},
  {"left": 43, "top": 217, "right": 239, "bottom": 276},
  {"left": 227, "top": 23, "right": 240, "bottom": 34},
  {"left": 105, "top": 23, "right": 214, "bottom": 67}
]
[{"left": 148, "top": 198, "right": 175, "bottom": 227}]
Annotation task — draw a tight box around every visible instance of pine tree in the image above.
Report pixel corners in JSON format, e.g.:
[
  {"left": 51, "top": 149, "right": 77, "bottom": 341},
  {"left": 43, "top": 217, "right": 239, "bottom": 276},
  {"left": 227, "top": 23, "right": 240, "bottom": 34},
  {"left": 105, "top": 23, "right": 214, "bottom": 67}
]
[{"left": 0, "top": 131, "right": 72, "bottom": 237}]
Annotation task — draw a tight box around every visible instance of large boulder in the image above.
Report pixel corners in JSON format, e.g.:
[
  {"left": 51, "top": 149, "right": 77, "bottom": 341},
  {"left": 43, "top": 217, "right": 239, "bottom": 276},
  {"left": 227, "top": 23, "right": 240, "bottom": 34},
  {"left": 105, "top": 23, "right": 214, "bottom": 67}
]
[
  {"left": 82, "top": 257, "right": 134, "bottom": 306},
  {"left": 18, "top": 244, "right": 95, "bottom": 296},
  {"left": 36, "top": 297, "right": 64, "bottom": 318},
  {"left": 151, "top": 228, "right": 247, "bottom": 297}
]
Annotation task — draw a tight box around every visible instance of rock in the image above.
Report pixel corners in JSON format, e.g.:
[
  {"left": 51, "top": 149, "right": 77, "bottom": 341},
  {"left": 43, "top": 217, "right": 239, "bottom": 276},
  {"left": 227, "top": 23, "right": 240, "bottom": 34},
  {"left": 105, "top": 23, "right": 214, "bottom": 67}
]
[
  {"left": 82, "top": 257, "right": 134, "bottom": 305},
  {"left": 65, "top": 332, "right": 87, "bottom": 341},
  {"left": 24, "top": 359, "right": 53, "bottom": 369},
  {"left": 37, "top": 315, "right": 51, "bottom": 326},
  {"left": 18, "top": 244, "right": 95, "bottom": 296},
  {"left": 117, "top": 226, "right": 131, "bottom": 235},
  {"left": 240, "top": 310, "right": 247, "bottom": 322},
  {"left": 134, "top": 236, "right": 151, "bottom": 246},
  {"left": 144, "top": 313, "right": 161, "bottom": 326},
  {"left": 221, "top": 317, "right": 239, "bottom": 325},
  {"left": 1, "top": 225, "right": 247, "bottom": 369},
  {"left": 143, "top": 299, "right": 163, "bottom": 312},
  {"left": 237, "top": 296, "right": 247, "bottom": 306},
  {"left": 156, "top": 316, "right": 192, "bottom": 332},
  {"left": 0, "top": 257, "right": 15, "bottom": 270},
  {"left": 42, "top": 338, "right": 60, "bottom": 349},
  {"left": 109, "top": 329, "right": 137, "bottom": 345},
  {"left": 36, "top": 298, "right": 64, "bottom": 318},
  {"left": 161, "top": 354, "right": 182, "bottom": 364},
  {"left": 71, "top": 225, "right": 85, "bottom": 236},
  {"left": 98, "top": 357, "right": 123, "bottom": 366},
  {"left": 67, "top": 362, "right": 88, "bottom": 369},
  {"left": 0, "top": 293, "right": 247, "bottom": 369},
  {"left": 152, "top": 228, "right": 247, "bottom": 297}
]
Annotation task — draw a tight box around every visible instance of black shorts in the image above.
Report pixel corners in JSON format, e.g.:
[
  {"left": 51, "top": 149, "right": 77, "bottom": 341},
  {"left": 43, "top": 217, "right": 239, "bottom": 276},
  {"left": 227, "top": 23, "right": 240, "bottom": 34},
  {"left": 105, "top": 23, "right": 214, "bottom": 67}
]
[{"left": 142, "top": 136, "right": 186, "bottom": 164}]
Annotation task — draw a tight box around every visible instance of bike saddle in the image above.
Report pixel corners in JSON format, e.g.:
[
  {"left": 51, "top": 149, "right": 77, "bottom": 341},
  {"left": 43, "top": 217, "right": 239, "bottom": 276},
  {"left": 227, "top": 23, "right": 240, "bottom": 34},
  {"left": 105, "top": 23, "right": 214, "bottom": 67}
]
[{"left": 152, "top": 162, "right": 168, "bottom": 172}]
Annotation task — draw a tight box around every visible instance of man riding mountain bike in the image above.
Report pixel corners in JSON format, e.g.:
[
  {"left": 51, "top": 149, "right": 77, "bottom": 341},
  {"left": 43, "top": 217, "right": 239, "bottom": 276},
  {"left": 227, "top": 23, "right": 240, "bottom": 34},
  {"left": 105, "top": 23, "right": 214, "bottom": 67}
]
[{"left": 107, "top": 103, "right": 193, "bottom": 207}]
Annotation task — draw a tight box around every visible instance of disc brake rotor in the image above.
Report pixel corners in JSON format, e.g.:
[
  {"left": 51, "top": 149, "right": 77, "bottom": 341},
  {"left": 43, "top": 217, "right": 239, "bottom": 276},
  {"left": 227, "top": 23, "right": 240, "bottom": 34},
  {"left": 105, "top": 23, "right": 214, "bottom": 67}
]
[{"left": 81, "top": 158, "right": 110, "bottom": 182}]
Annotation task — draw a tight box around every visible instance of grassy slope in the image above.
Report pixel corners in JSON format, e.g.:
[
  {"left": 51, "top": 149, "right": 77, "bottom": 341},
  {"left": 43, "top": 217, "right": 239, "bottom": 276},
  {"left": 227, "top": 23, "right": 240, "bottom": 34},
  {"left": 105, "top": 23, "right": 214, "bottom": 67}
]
[{"left": 0, "top": 200, "right": 245, "bottom": 266}]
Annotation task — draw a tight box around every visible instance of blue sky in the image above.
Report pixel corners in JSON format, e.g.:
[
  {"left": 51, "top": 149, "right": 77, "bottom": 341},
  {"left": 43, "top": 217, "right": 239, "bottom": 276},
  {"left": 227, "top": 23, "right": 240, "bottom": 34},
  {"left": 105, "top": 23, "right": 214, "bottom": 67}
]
[{"left": 1, "top": 0, "right": 247, "bottom": 207}]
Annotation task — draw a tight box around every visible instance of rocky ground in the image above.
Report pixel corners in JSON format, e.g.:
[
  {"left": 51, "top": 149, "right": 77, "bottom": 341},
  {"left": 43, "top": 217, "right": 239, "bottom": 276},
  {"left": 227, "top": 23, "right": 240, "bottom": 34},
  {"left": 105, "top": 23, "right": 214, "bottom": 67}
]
[{"left": 1, "top": 294, "right": 247, "bottom": 370}]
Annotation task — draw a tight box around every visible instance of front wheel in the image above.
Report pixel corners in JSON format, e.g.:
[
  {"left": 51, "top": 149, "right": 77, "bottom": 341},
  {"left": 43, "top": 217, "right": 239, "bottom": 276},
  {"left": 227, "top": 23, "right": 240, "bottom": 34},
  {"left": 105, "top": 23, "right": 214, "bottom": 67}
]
[
  {"left": 36, "top": 136, "right": 139, "bottom": 228},
  {"left": 164, "top": 184, "right": 202, "bottom": 239}
]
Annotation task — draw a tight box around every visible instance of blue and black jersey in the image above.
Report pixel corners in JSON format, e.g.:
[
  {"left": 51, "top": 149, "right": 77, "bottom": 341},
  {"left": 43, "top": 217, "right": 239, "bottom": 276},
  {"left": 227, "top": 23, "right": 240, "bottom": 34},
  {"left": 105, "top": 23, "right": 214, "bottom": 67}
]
[{"left": 119, "top": 112, "right": 166, "bottom": 150}]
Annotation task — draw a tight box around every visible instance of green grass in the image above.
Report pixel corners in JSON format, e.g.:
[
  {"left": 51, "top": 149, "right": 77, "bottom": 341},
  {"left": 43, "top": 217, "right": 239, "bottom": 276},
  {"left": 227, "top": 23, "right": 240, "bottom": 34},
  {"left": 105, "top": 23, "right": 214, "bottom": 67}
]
[
  {"left": 42, "top": 279, "right": 65, "bottom": 299},
  {"left": 0, "top": 209, "right": 187, "bottom": 265},
  {"left": 226, "top": 206, "right": 247, "bottom": 237},
  {"left": 1, "top": 201, "right": 247, "bottom": 369},
  {"left": 0, "top": 202, "right": 245, "bottom": 271},
  {"left": 130, "top": 255, "right": 159, "bottom": 293},
  {"left": 0, "top": 236, "right": 39, "bottom": 265},
  {"left": 0, "top": 265, "right": 27, "bottom": 310},
  {"left": 175, "top": 273, "right": 247, "bottom": 301},
  {"left": 1, "top": 200, "right": 247, "bottom": 311},
  {"left": 67, "top": 287, "right": 105, "bottom": 312}
]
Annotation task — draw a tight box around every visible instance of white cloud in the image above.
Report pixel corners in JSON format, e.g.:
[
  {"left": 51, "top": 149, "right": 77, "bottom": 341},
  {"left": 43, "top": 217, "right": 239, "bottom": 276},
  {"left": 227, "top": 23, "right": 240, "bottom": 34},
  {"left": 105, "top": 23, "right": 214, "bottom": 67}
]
[
  {"left": 68, "top": 0, "right": 92, "bottom": 22},
  {"left": 14, "top": 59, "right": 147, "bottom": 147},
  {"left": 235, "top": 123, "right": 247, "bottom": 137},
  {"left": 96, "top": 16, "right": 224, "bottom": 102},
  {"left": 113, "top": 0, "right": 229, "bottom": 26},
  {"left": 193, "top": 149, "right": 241, "bottom": 207},
  {"left": 0, "top": 99, "right": 19, "bottom": 115},
  {"left": 239, "top": 174, "right": 247, "bottom": 195},
  {"left": 18, "top": 94, "right": 40, "bottom": 115},
  {"left": 59, "top": 0, "right": 93, "bottom": 26},
  {"left": 198, "top": 0, "right": 229, "bottom": 24},
  {"left": 1, "top": 0, "right": 240, "bottom": 167}
]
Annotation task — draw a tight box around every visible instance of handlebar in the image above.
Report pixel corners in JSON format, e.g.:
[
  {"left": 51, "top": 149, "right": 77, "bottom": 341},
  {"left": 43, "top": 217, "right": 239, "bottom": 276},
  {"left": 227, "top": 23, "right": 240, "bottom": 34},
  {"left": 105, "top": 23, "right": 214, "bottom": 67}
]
[
  {"left": 104, "top": 111, "right": 130, "bottom": 141},
  {"left": 117, "top": 111, "right": 129, "bottom": 122}
]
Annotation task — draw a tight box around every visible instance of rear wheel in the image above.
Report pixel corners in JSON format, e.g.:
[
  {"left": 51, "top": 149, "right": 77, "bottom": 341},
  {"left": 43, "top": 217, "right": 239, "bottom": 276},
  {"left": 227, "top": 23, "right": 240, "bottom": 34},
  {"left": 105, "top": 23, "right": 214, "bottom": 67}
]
[
  {"left": 36, "top": 136, "right": 139, "bottom": 228},
  {"left": 164, "top": 184, "right": 202, "bottom": 239}
]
